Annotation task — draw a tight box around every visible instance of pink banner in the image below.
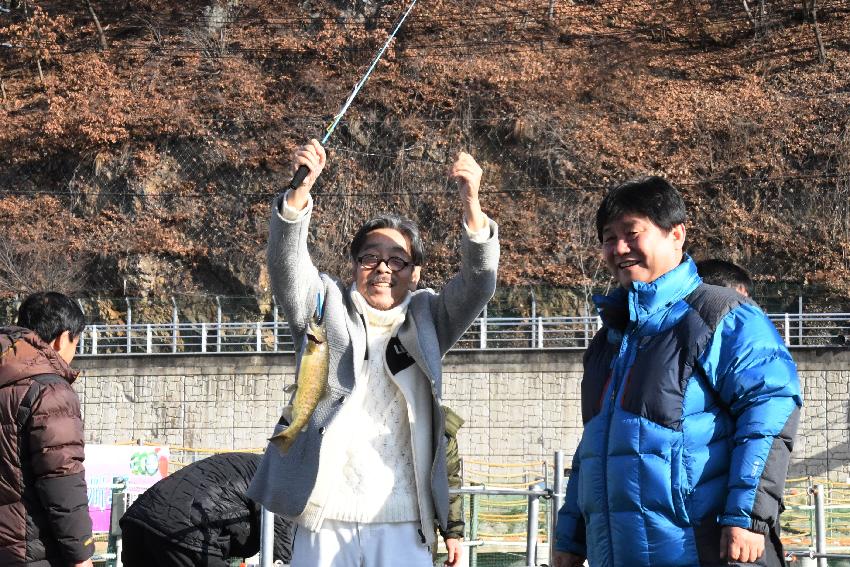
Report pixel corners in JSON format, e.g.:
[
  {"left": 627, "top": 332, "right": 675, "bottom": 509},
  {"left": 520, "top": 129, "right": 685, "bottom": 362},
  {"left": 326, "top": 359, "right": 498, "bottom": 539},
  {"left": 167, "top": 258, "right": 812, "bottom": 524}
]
[{"left": 84, "top": 445, "right": 169, "bottom": 532}]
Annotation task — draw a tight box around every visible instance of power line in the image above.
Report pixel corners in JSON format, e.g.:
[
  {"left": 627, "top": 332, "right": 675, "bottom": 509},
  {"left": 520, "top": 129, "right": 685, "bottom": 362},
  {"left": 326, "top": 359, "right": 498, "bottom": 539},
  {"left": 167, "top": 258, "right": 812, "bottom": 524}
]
[{"left": 1, "top": 172, "right": 847, "bottom": 199}]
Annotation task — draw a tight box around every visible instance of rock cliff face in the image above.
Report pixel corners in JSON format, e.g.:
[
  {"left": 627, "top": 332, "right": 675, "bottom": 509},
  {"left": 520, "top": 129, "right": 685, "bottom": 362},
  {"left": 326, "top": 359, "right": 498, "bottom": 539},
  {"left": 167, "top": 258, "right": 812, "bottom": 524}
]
[{"left": 1, "top": 0, "right": 848, "bottom": 316}]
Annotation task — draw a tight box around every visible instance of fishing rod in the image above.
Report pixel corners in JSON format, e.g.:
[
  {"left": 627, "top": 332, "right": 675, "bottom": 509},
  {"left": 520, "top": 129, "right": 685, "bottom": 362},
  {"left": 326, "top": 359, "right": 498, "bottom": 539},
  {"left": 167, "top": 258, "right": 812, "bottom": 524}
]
[{"left": 288, "top": 0, "right": 420, "bottom": 190}]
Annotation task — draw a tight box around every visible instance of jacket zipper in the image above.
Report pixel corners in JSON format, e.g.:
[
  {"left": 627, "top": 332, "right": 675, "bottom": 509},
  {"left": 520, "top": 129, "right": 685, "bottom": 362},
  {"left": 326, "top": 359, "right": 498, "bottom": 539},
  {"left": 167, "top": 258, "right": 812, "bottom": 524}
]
[{"left": 602, "top": 327, "right": 635, "bottom": 566}]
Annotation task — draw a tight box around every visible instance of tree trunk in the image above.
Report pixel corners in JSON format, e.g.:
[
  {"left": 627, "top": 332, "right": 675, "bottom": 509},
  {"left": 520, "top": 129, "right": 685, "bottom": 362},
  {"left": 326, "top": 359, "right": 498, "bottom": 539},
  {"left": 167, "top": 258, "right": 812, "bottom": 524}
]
[
  {"left": 36, "top": 58, "right": 45, "bottom": 87},
  {"left": 741, "top": 0, "right": 757, "bottom": 34},
  {"left": 811, "top": 0, "right": 827, "bottom": 63},
  {"left": 84, "top": 0, "right": 108, "bottom": 51}
]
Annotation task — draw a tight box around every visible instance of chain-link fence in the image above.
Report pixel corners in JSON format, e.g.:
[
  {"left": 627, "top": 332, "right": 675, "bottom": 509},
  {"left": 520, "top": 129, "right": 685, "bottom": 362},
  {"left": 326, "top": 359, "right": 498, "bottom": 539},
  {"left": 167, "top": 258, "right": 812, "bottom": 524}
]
[{"left": 2, "top": 112, "right": 850, "bottom": 308}]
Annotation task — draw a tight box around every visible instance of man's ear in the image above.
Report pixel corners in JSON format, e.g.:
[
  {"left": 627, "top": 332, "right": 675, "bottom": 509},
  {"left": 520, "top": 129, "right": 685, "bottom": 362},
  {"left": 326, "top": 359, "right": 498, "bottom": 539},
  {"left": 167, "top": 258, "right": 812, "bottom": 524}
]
[
  {"left": 50, "top": 330, "right": 72, "bottom": 353},
  {"left": 410, "top": 266, "right": 422, "bottom": 290},
  {"left": 671, "top": 223, "right": 686, "bottom": 250}
]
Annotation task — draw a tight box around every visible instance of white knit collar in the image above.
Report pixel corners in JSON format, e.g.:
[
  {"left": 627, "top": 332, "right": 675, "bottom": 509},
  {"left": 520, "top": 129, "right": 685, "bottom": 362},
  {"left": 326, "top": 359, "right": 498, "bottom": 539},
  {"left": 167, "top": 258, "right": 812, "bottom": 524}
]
[{"left": 350, "top": 284, "right": 411, "bottom": 329}]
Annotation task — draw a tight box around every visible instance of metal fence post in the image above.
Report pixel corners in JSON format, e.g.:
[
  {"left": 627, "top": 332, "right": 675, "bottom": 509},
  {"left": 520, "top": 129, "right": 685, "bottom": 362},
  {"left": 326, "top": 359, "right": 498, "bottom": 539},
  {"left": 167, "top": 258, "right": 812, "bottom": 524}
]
[
  {"left": 109, "top": 478, "right": 128, "bottom": 567},
  {"left": 272, "top": 297, "right": 279, "bottom": 352},
  {"left": 92, "top": 325, "right": 98, "bottom": 355},
  {"left": 125, "top": 297, "right": 132, "bottom": 354},
  {"left": 256, "top": 321, "right": 262, "bottom": 352},
  {"left": 799, "top": 296, "right": 804, "bottom": 346},
  {"left": 479, "top": 305, "right": 488, "bottom": 350},
  {"left": 470, "top": 492, "right": 480, "bottom": 567},
  {"left": 215, "top": 296, "right": 222, "bottom": 353},
  {"left": 550, "top": 451, "right": 565, "bottom": 565},
  {"left": 784, "top": 313, "right": 791, "bottom": 346},
  {"left": 583, "top": 303, "right": 590, "bottom": 347},
  {"left": 171, "top": 296, "right": 178, "bottom": 354},
  {"left": 531, "top": 289, "right": 537, "bottom": 348},
  {"left": 814, "top": 484, "right": 826, "bottom": 567},
  {"left": 201, "top": 323, "right": 207, "bottom": 353},
  {"left": 146, "top": 324, "right": 152, "bottom": 354},
  {"left": 77, "top": 300, "right": 86, "bottom": 356},
  {"left": 260, "top": 506, "right": 275, "bottom": 567},
  {"left": 527, "top": 489, "right": 540, "bottom": 566},
  {"left": 537, "top": 317, "right": 544, "bottom": 349}
]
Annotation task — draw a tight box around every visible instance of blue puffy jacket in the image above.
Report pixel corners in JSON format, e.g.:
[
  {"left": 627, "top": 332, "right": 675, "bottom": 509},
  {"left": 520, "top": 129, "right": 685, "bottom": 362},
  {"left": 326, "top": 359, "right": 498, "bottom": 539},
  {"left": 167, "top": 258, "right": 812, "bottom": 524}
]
[{"left": 555, "top": 257, "right": 802, "bottom": 567}]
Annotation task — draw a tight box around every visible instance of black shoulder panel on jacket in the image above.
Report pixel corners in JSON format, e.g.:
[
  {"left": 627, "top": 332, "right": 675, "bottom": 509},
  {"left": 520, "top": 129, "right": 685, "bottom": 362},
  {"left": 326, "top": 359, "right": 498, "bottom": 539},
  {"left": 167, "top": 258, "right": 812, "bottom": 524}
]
[
  {"left": 617, "top": 285, "right": 749, "bottom": 430},
  {"left": 684, "top": 283, "right": 753, "bottom": 331},
  {"left": 581, "top": 329, "right": 616, "bottom": 424}
]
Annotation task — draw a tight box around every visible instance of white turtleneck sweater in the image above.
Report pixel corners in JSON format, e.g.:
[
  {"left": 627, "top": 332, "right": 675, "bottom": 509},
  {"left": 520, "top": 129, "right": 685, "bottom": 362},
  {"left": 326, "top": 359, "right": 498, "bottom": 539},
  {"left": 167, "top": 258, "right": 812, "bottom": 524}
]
[{"left": 299, "top": 290, "right": 420, "bottom": 527}]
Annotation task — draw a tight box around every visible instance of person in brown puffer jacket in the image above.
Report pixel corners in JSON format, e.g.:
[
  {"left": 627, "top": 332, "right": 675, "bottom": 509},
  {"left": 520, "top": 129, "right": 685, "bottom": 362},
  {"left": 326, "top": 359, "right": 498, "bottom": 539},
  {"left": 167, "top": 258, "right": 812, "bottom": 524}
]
[{"left": 0, "top": 292, "right": 94, "bottom": 567}]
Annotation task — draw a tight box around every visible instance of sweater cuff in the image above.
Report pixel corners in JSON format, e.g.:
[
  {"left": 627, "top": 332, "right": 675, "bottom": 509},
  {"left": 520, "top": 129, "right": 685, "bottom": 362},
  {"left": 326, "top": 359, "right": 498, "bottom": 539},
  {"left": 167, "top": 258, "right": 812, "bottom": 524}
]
[
  {"left": 276, "top": 190, "right": 313, "bottom": 221},
  {"left": 463, "top": 214, "right": 493, "bottom": 243}
]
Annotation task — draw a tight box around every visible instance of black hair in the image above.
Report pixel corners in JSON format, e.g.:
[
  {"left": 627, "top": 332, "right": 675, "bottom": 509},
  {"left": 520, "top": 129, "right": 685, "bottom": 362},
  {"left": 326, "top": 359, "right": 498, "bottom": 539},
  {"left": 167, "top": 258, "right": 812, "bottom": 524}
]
[
  {"left": 349, "top": 214, "right": 425, "bottom": 266},
  {"left": 696, "top": 259, "right": 754, "bottom": 296},
  {"left": 596, "top": 176, "right": 687, "bottom": 242},
  {"left": 16, "top": 292, "right": 86, "bottom": 343}
]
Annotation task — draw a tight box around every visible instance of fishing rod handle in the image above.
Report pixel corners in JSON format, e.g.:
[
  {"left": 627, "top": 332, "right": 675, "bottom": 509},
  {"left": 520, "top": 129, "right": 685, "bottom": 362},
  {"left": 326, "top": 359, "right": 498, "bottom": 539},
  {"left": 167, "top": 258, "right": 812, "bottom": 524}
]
[{"left": 289, "top": 164, "right": 311, "bottom": 190}]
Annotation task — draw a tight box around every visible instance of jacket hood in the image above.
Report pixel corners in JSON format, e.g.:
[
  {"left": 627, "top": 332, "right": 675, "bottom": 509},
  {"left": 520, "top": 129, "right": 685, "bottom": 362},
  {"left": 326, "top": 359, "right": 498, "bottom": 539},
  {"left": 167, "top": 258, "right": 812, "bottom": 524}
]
[{"left": 0, "top": 326, "right": 79, "bottom": 387}]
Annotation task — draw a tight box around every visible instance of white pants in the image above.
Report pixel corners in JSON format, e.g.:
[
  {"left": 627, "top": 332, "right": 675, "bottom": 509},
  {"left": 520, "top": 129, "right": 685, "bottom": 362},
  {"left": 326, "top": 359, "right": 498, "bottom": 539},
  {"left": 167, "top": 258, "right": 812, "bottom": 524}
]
[{"left": 291, "top": 519, "right": 433, "bottom": 567}]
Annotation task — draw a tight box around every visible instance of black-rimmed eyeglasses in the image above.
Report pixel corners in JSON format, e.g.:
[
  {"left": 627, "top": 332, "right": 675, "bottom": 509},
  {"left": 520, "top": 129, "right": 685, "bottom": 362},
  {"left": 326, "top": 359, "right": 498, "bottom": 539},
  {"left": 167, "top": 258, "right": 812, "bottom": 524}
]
[{"left": 356, "top": 254, "right": 412, "bottom": 272}]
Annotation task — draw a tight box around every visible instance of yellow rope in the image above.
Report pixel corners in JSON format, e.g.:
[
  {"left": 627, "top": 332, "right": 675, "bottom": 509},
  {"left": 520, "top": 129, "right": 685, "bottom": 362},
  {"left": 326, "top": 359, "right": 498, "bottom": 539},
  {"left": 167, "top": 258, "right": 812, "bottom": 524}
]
[
  {"left": 467, "top": 469, "right": 545, "bottom": 479},
  {"left": 112, "top": 442, "right": 264, "bottom": 454},
  {"left": 479, "top": 513, "right": 534, "bottom": 521},
  {"left": 466, "top": 459, "right": 546, "bottom": 468},
  {"left": 468, "top": 480, "right": 546, "bottom": 488},
  {"left": 479, "top": 499, "right": 529, "bottom": 507}
]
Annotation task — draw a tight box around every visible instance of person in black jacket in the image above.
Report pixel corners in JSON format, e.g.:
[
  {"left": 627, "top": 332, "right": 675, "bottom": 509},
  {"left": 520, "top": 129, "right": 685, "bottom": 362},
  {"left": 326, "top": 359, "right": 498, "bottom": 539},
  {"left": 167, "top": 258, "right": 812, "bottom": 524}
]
[
  {"left": 695, "top": 258, "right": 753, "bottom": 298},
  {"left": 119, "top": 452, "right": 293, "bottom": 567}
]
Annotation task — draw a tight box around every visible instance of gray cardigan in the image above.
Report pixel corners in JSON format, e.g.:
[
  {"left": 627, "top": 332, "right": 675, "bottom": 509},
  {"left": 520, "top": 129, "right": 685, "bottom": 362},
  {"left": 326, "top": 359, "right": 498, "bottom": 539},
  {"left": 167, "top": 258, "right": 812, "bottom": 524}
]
[{"left": 247, "top": 194, "right": 499, "bottom": 534}]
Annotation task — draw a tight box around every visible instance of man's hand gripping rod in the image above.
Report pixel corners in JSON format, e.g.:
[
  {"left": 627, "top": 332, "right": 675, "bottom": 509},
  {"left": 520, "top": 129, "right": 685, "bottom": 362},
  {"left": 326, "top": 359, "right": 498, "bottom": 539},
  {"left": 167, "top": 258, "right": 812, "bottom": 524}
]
[{"left": 288, "top": 0, "right": 420, "bottom": 190}]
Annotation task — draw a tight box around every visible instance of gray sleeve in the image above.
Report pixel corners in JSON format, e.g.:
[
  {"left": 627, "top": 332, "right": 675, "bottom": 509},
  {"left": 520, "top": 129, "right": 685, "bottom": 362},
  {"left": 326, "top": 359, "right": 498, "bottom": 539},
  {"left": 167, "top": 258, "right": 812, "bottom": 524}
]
[
  {"left": 267, "top": 193, "right": 324, "bottom": 339},
  {"left": 432, "top": 217, "right": 500, "bottom": 355}
]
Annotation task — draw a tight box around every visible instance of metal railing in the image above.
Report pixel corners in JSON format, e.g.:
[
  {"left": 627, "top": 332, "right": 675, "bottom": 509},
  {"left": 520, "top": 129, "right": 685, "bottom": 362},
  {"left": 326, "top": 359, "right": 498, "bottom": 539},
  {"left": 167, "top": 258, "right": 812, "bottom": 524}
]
[
  {"left": 75, "top": 312, "right": 850, "bottom": 357},
  {"left": 91, "top": 458, "right": 850, "bottom": 567}
]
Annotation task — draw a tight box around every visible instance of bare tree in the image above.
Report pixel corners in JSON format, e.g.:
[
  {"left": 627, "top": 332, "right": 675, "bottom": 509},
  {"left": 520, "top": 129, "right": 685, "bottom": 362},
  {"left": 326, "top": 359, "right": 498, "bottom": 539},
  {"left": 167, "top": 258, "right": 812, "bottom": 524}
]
[
  {"left": 84, "top": 0, "right": 108, "bottom": 51},
  {"left": 0, "top": 239, "right": 86, "bottom": 296},
  {"left": 807, "top": 0, "right": 828, "bottom": 63}
]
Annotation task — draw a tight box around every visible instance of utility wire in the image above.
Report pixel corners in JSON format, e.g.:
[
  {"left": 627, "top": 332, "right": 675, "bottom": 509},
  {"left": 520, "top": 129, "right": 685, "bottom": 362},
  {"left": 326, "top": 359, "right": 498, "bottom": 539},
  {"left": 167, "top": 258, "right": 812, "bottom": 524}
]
[{"left": 2, "top": 173, "right": 848, "bottom": 199}]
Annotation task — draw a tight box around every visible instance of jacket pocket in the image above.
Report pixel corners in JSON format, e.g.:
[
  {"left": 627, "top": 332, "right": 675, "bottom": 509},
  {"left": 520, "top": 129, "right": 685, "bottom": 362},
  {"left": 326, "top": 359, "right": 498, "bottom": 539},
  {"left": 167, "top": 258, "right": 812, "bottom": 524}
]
[{"left": 670, "top": 437, "right": 691, "bottom": 526}]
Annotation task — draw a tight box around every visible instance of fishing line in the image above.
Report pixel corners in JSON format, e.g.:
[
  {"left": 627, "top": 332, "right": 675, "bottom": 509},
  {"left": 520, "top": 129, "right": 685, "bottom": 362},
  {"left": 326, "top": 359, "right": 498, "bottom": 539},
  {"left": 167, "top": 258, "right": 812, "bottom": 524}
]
[{"left": 288, "top": 0, "right": 420, "bottom": 190}]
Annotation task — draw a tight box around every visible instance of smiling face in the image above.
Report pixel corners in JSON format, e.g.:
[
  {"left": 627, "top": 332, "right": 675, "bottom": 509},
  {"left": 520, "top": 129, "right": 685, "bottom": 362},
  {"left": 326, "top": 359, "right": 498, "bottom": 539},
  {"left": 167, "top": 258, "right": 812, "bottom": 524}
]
[
  {"left": 352, "top": 228, "right": 421, "bottom": 310},
  {"left": 601, "top": 214, "right": 686, "bottom": 288}
]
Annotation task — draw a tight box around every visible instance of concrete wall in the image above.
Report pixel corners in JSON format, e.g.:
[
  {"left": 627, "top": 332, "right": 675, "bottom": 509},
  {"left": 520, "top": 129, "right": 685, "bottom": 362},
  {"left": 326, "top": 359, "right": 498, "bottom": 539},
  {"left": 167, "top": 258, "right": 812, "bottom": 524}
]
[{"left": 74, "top": 347, "right": 850, "bottom": 480}]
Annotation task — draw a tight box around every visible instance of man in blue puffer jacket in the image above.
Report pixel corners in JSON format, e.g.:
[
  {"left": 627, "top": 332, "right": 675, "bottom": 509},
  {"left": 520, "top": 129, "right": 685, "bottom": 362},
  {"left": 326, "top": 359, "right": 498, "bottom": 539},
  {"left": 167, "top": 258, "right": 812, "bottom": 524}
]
[{"left": 553, "top": 177, "right": 802, "bottom": 567}]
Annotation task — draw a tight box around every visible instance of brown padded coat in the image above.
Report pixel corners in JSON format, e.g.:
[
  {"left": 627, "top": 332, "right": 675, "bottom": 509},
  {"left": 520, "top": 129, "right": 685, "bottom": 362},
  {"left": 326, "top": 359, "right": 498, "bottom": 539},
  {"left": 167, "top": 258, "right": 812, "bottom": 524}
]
[{"left": 0, "top": 326, "right": 94, "bottom": 566}]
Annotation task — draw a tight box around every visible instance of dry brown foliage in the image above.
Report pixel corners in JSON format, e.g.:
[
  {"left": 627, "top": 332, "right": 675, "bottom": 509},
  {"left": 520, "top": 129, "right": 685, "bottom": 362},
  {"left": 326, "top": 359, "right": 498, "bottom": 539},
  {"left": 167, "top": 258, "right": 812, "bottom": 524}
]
[{"left": 0, "top": 0, "right": 848, "bottom": 310}]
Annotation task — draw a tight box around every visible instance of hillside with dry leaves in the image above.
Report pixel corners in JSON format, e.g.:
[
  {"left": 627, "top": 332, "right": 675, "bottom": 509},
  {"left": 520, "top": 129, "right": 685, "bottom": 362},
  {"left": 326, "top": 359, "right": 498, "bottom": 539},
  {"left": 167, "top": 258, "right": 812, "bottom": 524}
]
[{"left": 1, "top": 0, "right": 849, "bottom": 317}]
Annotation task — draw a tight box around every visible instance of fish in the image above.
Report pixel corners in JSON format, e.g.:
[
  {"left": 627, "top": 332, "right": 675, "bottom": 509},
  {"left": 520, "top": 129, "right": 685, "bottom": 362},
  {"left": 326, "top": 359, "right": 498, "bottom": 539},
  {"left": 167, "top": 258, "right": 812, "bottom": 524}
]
[{"left": 269, "top": 314, "right": 329, "bottom": 454}]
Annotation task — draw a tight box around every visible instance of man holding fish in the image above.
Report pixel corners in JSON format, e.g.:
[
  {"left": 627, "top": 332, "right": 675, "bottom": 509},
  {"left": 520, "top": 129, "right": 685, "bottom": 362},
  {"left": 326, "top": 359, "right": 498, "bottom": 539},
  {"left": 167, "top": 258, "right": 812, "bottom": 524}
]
[{"left": 248, "top": 139, "right": 499, "bottom": 567}]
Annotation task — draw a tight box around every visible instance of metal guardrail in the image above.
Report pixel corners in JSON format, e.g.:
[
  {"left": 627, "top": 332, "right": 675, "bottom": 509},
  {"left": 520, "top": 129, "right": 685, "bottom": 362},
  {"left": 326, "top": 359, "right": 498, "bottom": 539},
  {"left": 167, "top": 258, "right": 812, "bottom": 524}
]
[
  {"left": 93, "top": 461, "right": 850, "bottom": 567},
  {"left": 75, "top": 312, "right": 850, "bottom": 356}
]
